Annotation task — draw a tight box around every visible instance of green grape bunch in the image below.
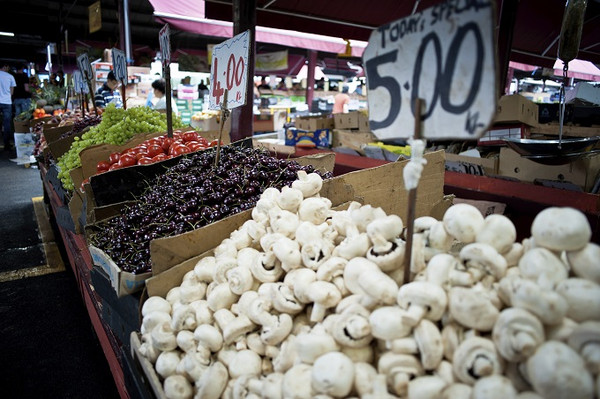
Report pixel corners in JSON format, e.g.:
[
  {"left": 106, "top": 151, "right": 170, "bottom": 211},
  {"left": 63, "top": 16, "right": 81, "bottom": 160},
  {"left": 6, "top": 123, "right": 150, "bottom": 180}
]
[{"left": 57, "top": 104, "right": 185, "bottom": 191}]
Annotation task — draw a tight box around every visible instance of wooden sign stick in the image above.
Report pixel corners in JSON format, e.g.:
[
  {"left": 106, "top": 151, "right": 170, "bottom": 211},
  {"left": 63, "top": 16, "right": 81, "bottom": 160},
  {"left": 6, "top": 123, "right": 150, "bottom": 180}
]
[
  {"left": 214, "top": 89, "right": 229, "bottom": 168},
  {"left": 121, "top": 79, "right": 127, "bottom": 110}
]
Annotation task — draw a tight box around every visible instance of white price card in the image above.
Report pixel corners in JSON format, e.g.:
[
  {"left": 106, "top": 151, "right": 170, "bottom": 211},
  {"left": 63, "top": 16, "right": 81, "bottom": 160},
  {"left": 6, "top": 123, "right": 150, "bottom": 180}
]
[
  {"left": 111, "top": 48, "right": 127, "bottom": 82},
  {"left": 159, "top": 24, "right": 171, "bottom": 66},
  {"left": 209, "top": 30, "right": 250, "bottom": 110},
  {"left": 73, "top": 70, "right": 89, "bottom": 94},
  {"left": 363, "top": 0, "right": 497, "bottom": 140},
  {"left": 77, "top": 53, "right": 94, "bottom": 82}
]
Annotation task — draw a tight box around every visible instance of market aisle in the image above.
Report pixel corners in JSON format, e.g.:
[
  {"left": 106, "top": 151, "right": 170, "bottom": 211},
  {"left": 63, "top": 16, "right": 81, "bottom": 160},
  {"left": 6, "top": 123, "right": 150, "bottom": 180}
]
[{"left": 0, "top": 150, "right": 119, "bottom": 398}]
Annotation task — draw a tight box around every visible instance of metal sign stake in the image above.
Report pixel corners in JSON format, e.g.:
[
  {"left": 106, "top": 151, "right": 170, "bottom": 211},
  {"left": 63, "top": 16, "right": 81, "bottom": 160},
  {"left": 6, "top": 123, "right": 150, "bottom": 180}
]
[{"left": 165, "top": 64, "right": 173, "bottom": 138}]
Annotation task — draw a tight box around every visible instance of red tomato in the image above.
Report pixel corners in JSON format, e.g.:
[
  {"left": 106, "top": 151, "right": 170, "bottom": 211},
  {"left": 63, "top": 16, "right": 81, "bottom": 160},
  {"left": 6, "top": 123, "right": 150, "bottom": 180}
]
[
  {"left": 118, "top": 153, "right": 137, "bottom": 167},
  {"left": 80, "top": 178, "right": 89, "bottom": 193},
  {"left": 173, "top": 145, "right": 192, "bottom": 156},
  {"left": 207, "top": 139, "right": 221, "bottom": 148},
  {"left": 96, "top": 160, "right": 111, "bottom": 173},
  {"left": 168, "top": 142, "right": 185, "bottom": 156},
  {"left": 135, "top": 151, "right": 149, "bottom": 161},
  {"left": 182, "top": 131, "right": 199, "bottom": 142},
  {"left": 187, "top": 142, "right": 206, "bottom": 152},
  {"left": 147, "top": 144, "right": 164, "bottom": 158},
  {"left": 108, "top": 163, "right": 121, "bottom": 171},
  {"left": 138, "top": 156, "right": 154, "bottom": 165},
  {"left": 197, "top": 137, "right": 208, "bottom": 146},
  {"left": 152, "top": 153, "right": 168, "bottom": 162},
  {"left": 147, "top": 138, "right": 161, "bottom": 146},
  {"left": 109, "top": 152, "right": 121, "bottom": 164},
  {"left": 162, "top": 137, "right": 175, "bottom": 151}
]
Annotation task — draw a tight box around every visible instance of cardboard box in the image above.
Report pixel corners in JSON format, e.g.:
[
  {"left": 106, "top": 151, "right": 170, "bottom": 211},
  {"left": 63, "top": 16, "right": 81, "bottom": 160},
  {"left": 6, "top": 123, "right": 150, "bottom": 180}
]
[
  {"left": 13, "top": 119, "right": 30, "bottom": 133},
  {"left": 253, "top": 110, "right": 287, "bottom": 132},
  {"left": 296, "top": 115, "right": 335, "bottom": 131},
  {"left": 285, "top": 128, "right": 331, "bottom": 148},
  {"left": 149, "top": 150, "right": 446, "bottom": 273},
  {"left": 498, "top": 147, "right": 600, "bottom": 192},
  {"left": 43, "top": 125, "right": 74, "bottom": 144},
  {"left": 30, "top": 116, "right": 52, "bottom": 127},
  {"left": 332, "top": 129, "right": 378, "bottom": 153},
  {"left": 494, "top": 95, "right": 539, "bottom": 126},
  {"left": 453, "top": 197, "right": 506, "bottom": 217},
  {"left": 445, "top": 152, "right": 498, "bottom": 176},
  {"left": 191, "top": 114, "right": 231, "bottom": 133},
  {"left": 47, "top": 130, "right": 85, "bottom": 160},
  {"left": 89, "top": 245, "right": 152, "bottom": 298},
  {"left": 334, "top": 110, "right": 370, "bottom": 131}
]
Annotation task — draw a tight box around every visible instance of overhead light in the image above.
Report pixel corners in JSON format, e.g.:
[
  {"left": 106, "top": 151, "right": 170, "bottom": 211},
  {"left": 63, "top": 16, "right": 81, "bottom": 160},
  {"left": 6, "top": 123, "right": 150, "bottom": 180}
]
[{"left": 0, "top": 32, "right": 15, "bottom": 37}]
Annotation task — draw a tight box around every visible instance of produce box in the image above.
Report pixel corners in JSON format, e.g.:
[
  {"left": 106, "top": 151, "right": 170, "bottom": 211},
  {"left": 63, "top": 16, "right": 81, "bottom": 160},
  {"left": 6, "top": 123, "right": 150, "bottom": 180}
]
[
  {"left": 493, "top": 94, "right": 539, "bottom": 126},
  {"left": 149, "top": 150, "right": 446, "bottom": 273},
  {"left": 295, "top": 114, "right": 335, "bottom": 131},
  {"left": 445, "top": 151, "right": 499, "bottom": 176},
  {"left": 47, "top": 130, "right": 85, "bottom": 160},
  {"left": 191, "top": 113, "right": 231, "bottom": 133},
  {"left": 497, "top": 147, "right": 600, "bottom": 192},
  {"left": 253, "top": 110, "right": 287, "bottom": 132},
  {"left": 285, "top": 128, "right": 331, "bottom": 148},
  {"left": 333, "top": 110, "right": 370, "bottom": 131},
  {"left": 67, "top": 189, "right": 86, "bottom": 234},
  {"left": 89, "top": 245, "right": 151, "bottom": 297},
  {"left": 43, "top": 125, "right": 74, "bottom": 144},
  {"left": 13, "top": 118, "right": 30, "bottom": 133},
  {"left": 29, "top": 116, "right": 52, "bottom": 127},
  {"left": 331, "top": 129, "right": 378, "bottom": 153},
  {"left": 453, "top": 197, "right": 507, "bottom": 217}
]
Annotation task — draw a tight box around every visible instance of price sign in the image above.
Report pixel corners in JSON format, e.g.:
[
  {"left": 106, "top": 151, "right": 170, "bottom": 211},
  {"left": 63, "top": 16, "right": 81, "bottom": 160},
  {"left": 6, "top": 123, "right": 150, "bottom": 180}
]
[
  {"left": 209, "top": 30, "right": 250, "bottom": 110},
  {"left": 73, "top": 70, "right": 89, "bottom": 94},
  {"left": 76, "top": 53, "right": 93, "bottom": 82},
  {"left": 363, "top": 0, "right": 497, "bottom": 140},
  {"left": 111, "top": 48, "right": 127, "bottom": 82},
  {"left": 159, "top": 24, "right": 171, "bottom": 66}
]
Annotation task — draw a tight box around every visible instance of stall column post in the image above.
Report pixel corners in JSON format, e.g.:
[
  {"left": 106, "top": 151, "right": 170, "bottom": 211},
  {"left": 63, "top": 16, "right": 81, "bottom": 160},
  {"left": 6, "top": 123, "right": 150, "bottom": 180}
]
[
  {"left": 306, "top": 50, "right": 317, "bottom": 111},
  {"left": 230, "top": 0, "right": 256, "bottom": 142},
  {"left": 497, "top": 0, "right": 518, "bottom": 94}
]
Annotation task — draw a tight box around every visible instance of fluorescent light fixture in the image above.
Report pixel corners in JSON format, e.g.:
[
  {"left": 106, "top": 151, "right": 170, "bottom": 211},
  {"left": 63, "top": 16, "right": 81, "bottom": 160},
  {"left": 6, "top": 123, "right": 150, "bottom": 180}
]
[{"left": 0, "top": 32, "right": 15, "bottom": 37}]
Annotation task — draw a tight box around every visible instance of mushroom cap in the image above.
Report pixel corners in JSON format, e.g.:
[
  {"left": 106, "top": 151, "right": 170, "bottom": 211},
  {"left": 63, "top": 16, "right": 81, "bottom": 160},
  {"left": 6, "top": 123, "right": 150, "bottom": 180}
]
[
  {"left": 531, "top": 207, "right": 591, "bottom": 251},
  {"left": 567, "top": 243, "right": 600, "bottom": 284},
  {"left": 441, "top": 383, "right": 473, "bottom": 399},
  {"left": 556, "top": 278, "right": 600, "bottom": 322},
  {"left": 142, "top": 296, "right": 172, "bottom": 317},
  {"left": 283, "top": 364, "right": 314, "bottom": 399},
  {"left": 343, "top": 257, "right": 381, "bottom": 295},
  {"left": 407, "top": 375, "right": 447, "bottom": 399},
  {"left": 526, "top": 341, "right": 594, "bottom": 399},
  {"left": 453, "top": 337, "right": 504, "bottom": 385},
  {"left": 229, "top": 349, "right": 262, "bottom": 379},
  {"left": 163, "top": 374, "right": 193, "bottom": 399},
  {"left": 472, "top": 376, "right": 517, "bottom": 399},
  {"left": 414, "top": 319, "right": 444, "bottom": 370},
  {"left": 459, "top": 243, "right": 508, "bottom": 280},
  {"left": 492, "top": 308, "right": 545, "bottom": 362},
  {"left": 567, "top": 321, "right": 600, "bottom": 373},
  {"left": 311, "top": 352, "right": 355, "bottom": 397},
  {"left": 261, "top": 313, "right": 293, "bottom": 346},
  {"left": 369, "top": 306, "right": 412, "bottom": 341},
  {"left": 449, "top": 286, "right": 499, "bottom": 331},
  {"left": 518, "top": 247, "right": 568, "bottom": 289},
  {"left": 442, "top": 203, "right": 485, "bottom": 243},
  {"left": 476, "top": 214, "right": 517, "bottom": 254},
  {"left": 156, "top": 350, "right": 182, "bottom": 379},
  {"left": 296, "top": 328, "right": 339, "bottom": 364},
  {"left": 367, "top": 214, "right": 404, "bottom": 241},
  {"left": 195, "top": 361, "right": 229, "bottom": 399},
  {"left": 397, "top": 281, "right": 448, "bottom": 322}
]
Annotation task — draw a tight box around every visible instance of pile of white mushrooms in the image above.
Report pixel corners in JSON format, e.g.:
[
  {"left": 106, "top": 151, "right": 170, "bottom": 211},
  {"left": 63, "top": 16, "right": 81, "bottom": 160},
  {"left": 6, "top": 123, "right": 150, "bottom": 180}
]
[{"left": 138, "top": 170, "right": 600, "bottom": 399}]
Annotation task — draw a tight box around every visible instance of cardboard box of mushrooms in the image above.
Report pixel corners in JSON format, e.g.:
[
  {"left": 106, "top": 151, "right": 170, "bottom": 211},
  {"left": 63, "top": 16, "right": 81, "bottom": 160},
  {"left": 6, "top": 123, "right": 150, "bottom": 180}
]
[{"left": 132, "top": 170, "right": 600, "bottom": 399}]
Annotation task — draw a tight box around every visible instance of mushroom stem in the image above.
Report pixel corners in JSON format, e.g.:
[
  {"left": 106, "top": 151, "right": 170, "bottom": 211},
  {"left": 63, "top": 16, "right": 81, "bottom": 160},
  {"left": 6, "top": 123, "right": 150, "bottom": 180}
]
[
  {"left": 515, "top": 332, "right": 537, "bottom": 355},
  {"left": 473, "top": 356, "right": 494, "bottom": 377},
  {"left": 581, "top": 344, "right": 600, "bottom": 373},
  {"left": 403, "top": 306, "right": 426, "bottom": 327}
]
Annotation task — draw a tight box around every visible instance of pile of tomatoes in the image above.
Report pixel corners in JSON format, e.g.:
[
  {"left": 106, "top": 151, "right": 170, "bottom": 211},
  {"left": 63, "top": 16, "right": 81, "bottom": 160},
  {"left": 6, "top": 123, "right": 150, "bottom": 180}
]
[{"left": 96, "top": 130, "right": 220, "bottom": 174}]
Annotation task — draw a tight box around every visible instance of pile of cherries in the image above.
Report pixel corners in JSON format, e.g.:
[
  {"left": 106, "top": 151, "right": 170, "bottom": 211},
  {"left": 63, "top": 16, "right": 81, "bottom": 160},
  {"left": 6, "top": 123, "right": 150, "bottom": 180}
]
[
  {"left": 58, "top": 114, "right": 102, "bottom": 140},
  {"left": 89, "top": 146, "right": 332, "bottom": 274}
]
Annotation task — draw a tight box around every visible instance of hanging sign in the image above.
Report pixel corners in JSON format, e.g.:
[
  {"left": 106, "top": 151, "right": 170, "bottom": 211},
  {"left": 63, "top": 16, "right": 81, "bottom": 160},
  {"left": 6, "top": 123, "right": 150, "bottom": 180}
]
[
  {"left": 363, "top": 0, "right": 497, "bottom": 140},
  {"left": 111, "top": 48, "right": 127, "bottom": 82},
  {"left": 159, "top": 24, "right": 171, "bottom": 67},
  {"left": 76, "top": 53, "right": 93, "bottom": 82},
  {"left": 256, "top": 50, "right": 288, "bottom": 72},
  {"left": 209, "top": 30, "right": 250, "bottom": 110},
  {"left": 89, "top": 1, "right": 102, "bottom": 34},
  {"left": 73, "top": 70, "right": 89, "bottom": 94}
]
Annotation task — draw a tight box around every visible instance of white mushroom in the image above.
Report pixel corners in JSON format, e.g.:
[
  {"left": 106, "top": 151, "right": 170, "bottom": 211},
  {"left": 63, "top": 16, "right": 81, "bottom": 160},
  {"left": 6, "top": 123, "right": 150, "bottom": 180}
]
[
  {"left": 306, "top": 281, "right": 342, "bottom": 322},
  {"left": 223, "top": 314, "right": 256, "bottom": 345},
  {"left": 556, "top": 278, "right": 600, "bottom": 322},
  {"left": 194, "top": 323, "right": 223, "bottom": 355},
  {"left": 414, "top": 319, "right": 444, "bottom": 370},
  {"left": 567, "top": 242, "right": 600, "bottom": 284},
  {"left": 518, "top": 247, "right": 568, "bottom": 289},
  {"left": 298, "top": 197, "right": 332, "bottom": 225},
  {"left": 214, "top": 239, "right": 238, "bottom": 260},
  {"left": 295, "top": 325, "right": 339, "bottom": 364},
  {"left": 176, "top": 330, "right": 197, "bottom": 353},
  {"left": 282, "top": 364, "right": 314, "bottom": 399},
  {"left": 142, "top": 296, "right": 172, "bottom": 317},
  {"left": 272, "top": 237, "right": 302, "bottom": 272},
  {"left": 228, "top": 349, "right": 262, "bottom": 379},
  {"left": 492, "top": 308, "right": 545, "bottom": 362},
  {"left": 277, "top": 185, "right": 304, "bottom": 212},
  {"left": 545, "top": 317, "right": 578, "bottom": 342},
  {"left": 397, "top": 281, "right": 448, "bottom": 326},
  {"left": 268, "top": 282, "right": 303, "bottom": 315},
  {"left": 353, "top": 362, "right": 378, "bottom": 397},
  {"left": 311, "top": 352, "right": 355, "bottom": 398},
  {"left": 441, "top": 383, "right": 473, "bottom": 399},
  {"left": 452, "top": 337, "right": 504, "bottom": 385},
  {"left": 407, "top": 375, "right": 447, "bottom": 399},
  {"left": 250, "top": 251, "right": 284, "bottom": 283},
  {"left": 284, "top": 268, "right": 316, "bottom": 304},
  {"left": 227, "top": 265, "right": 256, "bottom": 295},
  {"left": 156, "top": 350, "right": 181, "bottom": 379},
  {"left": 206, "top": 283, "right": 240, "bottom": 312},
  {"left": 152, "top": 322, "right": 178, "bottom": 352},
  {"left": 194, "top": 361, "right": 229, "bottom": 399},
  {"left": 568, "top": 321, "right": 600, "bottom": 373},
  {"left": 163, "top": 374, "right": 193, "bottom": 399},
  {"left": 179, "top": 278, "right": 207, "bottom": 304},
  {"left": 476, "top": 214, "right": 517, "bottom": 254},
  {"left": 272, "top": 334, "right": 299, "bottom": 374},
  {"left": 347, "top": 202, "right": 387, "bottom": 233},
  {"left": 344, "top": 257, "right": 399, "bottom": 306},
  {"left": 292, "top": 171, "right": 323, "bottom": 198},
  {"left": 471, "top": 375, "right": 517, "bottom": 399},
  {"left": 324, "top": 306, "right": 373, "bottom": 348},
  {"left": 369, "top": 306, "right": 412, "bottom": 342},
  {"left": 269, "top": 208, "right": 301, "bottom": 238},
  {"left": 459, "top": 242, "right": 508, "bottom": 283},
  {"left": 261, "top": 313, "right": 293, "bottom": 346},
  {"left": 526, "top": 341, "right": 594, "bottom": 399},
  {"left": 448, "top": 285, "right": 499, "bottom": 332},
  {"left": 142, "top": 311, "right": 172, "bottom": 335},
  {"left": 442, "top": 203, "right": 484, "bottom": 243},
  {"left": 531, "top": 207, "right": 591, "bottom": 251},
  {"left": 503, "top": 243, "right": 524, "bottom": 267},
  {"left": 377, "top": 352, "right": 424, "bottom": 396},
  {"left": 171, "top": 304, "right": 197, "bottom": 332}
]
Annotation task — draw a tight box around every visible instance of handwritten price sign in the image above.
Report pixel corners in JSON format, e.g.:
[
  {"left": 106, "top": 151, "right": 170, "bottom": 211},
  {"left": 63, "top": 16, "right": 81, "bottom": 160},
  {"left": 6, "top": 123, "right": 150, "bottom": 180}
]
[
  {"left": 159, "top": 24, "right": 171, "bottom": 66},
  {"left": 73, "top": 70, "right": 89, "bottom": 94},
  {"left": 111, "top": 48, "right": 127, "bottom": 82},
  {"left": 363, "top": 0, "right": 497, "bottom": 140},
  {"left": 209, "top": 30, "right": 250, "bottom": 110},
  {"left": 76, "top": 53, "right": 93, "bottom": 82}
]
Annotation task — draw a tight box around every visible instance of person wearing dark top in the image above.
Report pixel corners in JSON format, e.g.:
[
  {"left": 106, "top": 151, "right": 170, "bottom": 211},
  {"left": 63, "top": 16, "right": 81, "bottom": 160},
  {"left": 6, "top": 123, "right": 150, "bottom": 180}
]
[
  {"left": 94, "top": 71, "right": 123, "bottom": 109},
  {"left": 13, "top": 64, "right": 31, "bottom": 117}
]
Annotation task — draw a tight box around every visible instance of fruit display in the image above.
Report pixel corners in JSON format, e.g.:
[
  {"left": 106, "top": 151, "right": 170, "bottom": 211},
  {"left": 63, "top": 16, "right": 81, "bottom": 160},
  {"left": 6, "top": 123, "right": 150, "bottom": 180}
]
[
  {"left": 57, "top": 104, "right": 185, "bottom": 191},
  {"left": 137, "top": 172, "right": 599, "bottom": 399},
  {"left": 95, "top": 130, "right": 220, "bottom": 174},
  {"left": 88, "top": 146, "right": 333, "bottom": 274},
  {"left": 58, "top": 114, "right": 103, "bottom": 140}
]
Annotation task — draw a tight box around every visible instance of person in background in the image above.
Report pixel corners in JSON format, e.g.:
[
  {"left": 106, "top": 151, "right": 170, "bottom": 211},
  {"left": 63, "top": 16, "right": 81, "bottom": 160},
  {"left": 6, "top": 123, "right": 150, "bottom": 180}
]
[
  {"left": 13, "top": 63, "right": 31, "bottom": 117},
  {"left": 94, "top": 70, "right": 123, "bottom": 109},
  {"left": 197, "top": 79, "right": 209, "bottom": 98},
  {"left": 0, "top": 63, "right": 16, "bottom": 150},
  {"left": 332, "top": 84, "right": 350, "bottom": 114},
  {"left": 152, "top": 78, "right": 179, "bottom": 116}
]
